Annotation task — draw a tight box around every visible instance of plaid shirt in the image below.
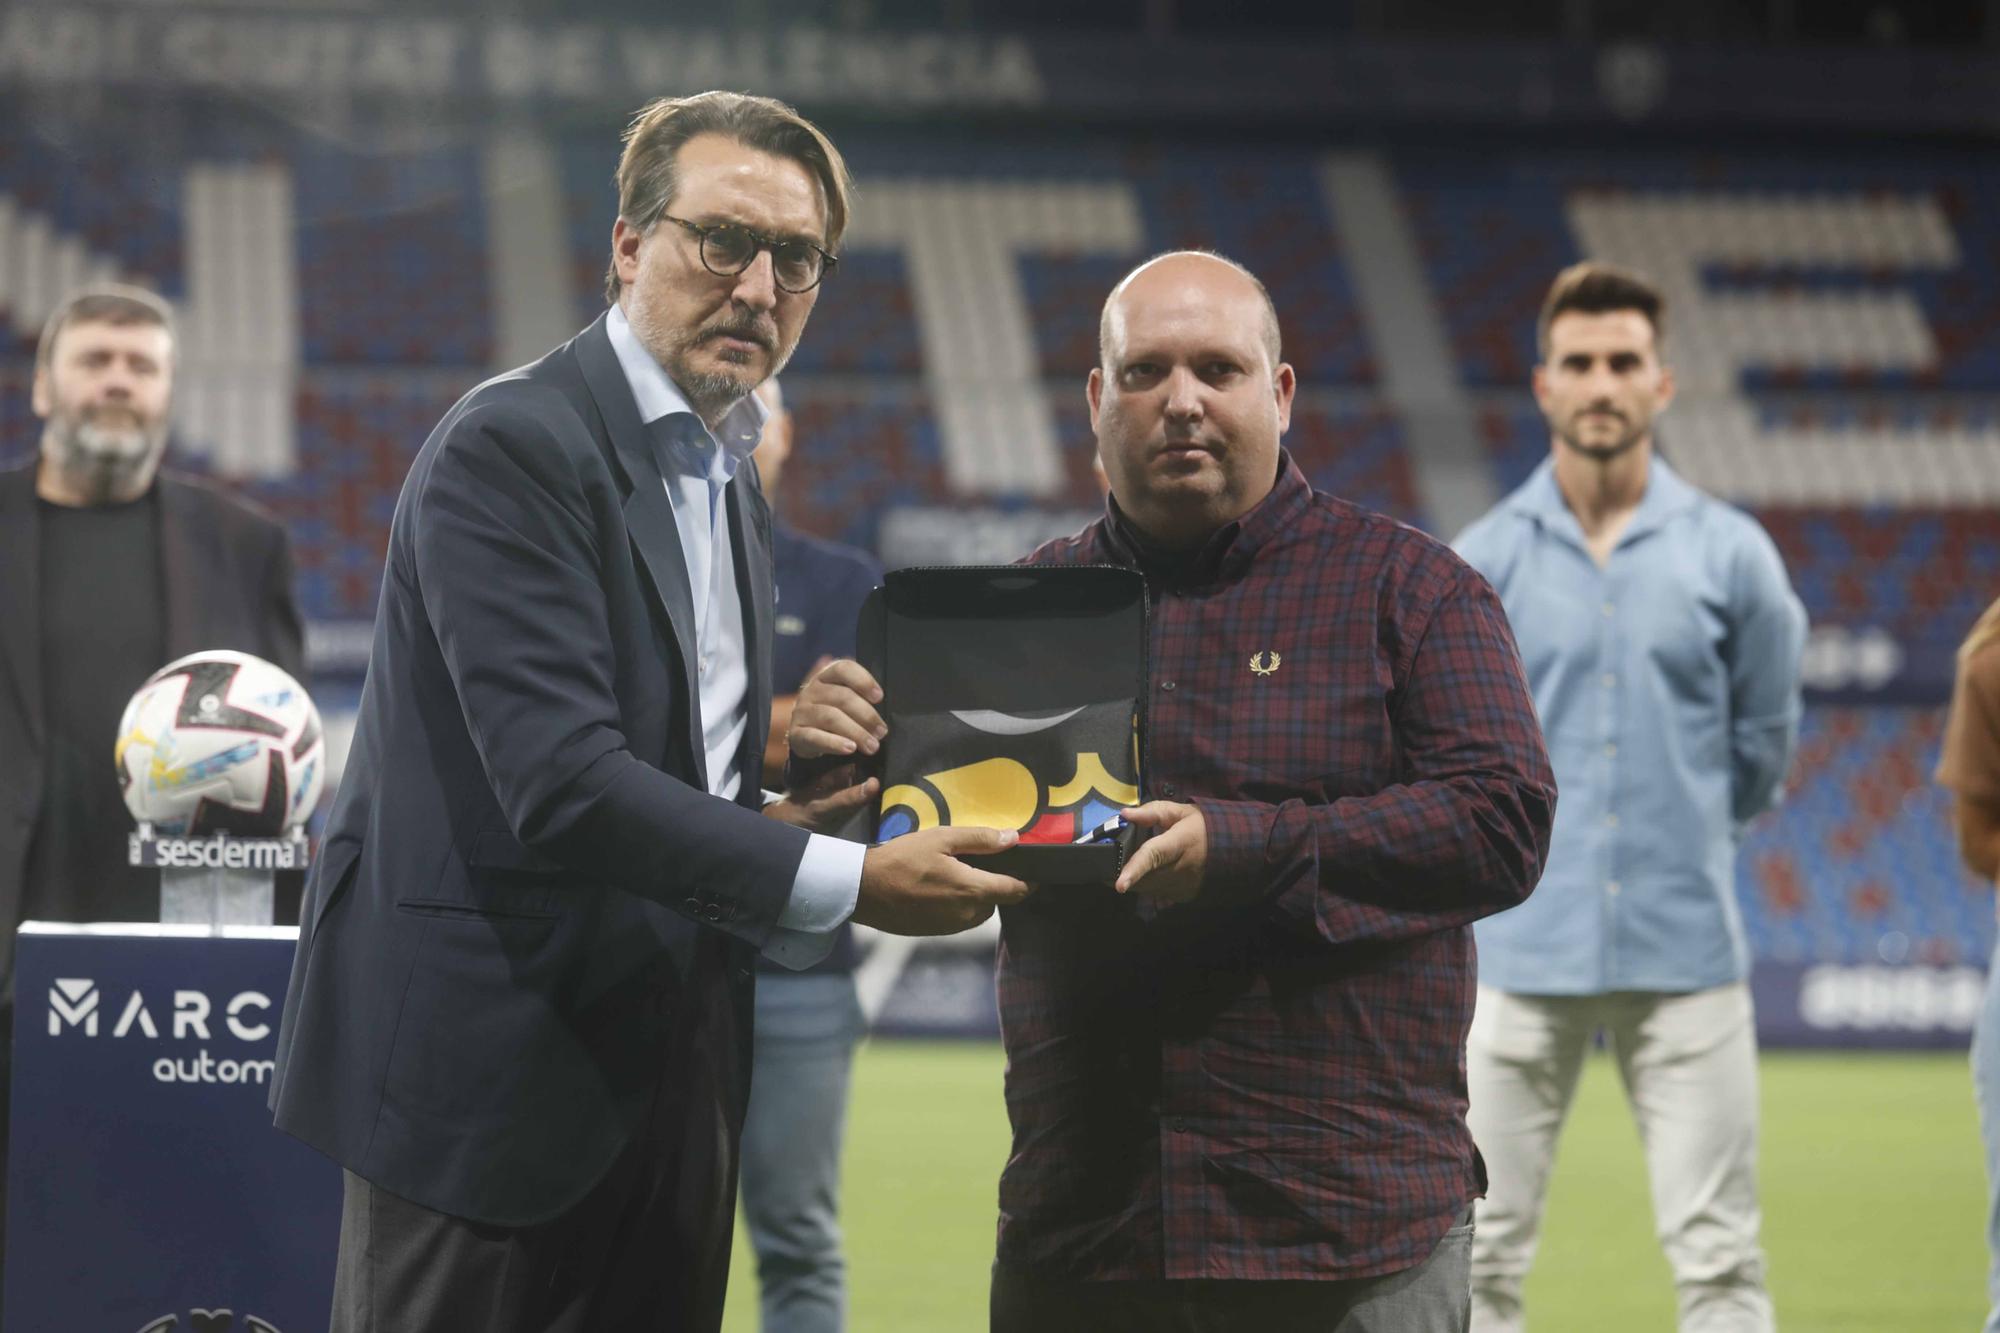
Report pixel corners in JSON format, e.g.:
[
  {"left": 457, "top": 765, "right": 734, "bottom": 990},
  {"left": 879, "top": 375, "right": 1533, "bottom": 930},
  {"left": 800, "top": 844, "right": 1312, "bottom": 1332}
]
[{"left": 998, "top": 452, "right": 1556, "bottom": 1283}]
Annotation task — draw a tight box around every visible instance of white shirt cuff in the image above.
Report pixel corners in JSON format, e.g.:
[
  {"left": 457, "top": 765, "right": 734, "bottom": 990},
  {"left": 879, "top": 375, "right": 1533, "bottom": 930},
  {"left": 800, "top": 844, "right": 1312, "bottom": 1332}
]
[
  {"left": 760, "top": 925, "right": 835, "bottom": 970},
  {"left": 775, "top": 832, "right": 864, "bottom": 934},
  {"left": 761, "top": 834, "right": 864, "bottom": 970}
]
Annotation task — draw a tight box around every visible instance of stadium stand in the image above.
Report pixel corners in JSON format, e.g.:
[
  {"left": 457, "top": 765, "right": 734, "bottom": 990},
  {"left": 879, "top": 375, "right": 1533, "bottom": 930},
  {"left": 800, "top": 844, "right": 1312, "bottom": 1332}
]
[
  {"left": 247, "top": 373, "right": 469, "bottom": 624},
  {"left": 0, "top": 126, "right": 184, "bottom": 331},
  {"left": 768, "top": 389, "right": 950, "bottom": 552},
  {"left": 1744, "top": 707, "right": 1994, "bottom": 966},
  {"left": 294, "top": 142, "right": 492, "bottom": 369},
  {"left": 5, "top": 119, "right": 1999, "bottom": 993}
]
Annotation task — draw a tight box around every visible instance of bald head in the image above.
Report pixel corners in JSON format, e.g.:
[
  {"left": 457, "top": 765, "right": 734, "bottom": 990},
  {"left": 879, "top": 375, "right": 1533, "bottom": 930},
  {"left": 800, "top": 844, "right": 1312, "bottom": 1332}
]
[
  {"left": 1086, "top": 249, "right": 1295, "bottom": 549},
  {"left": 1098, "top": 251, "right": 1282, "bottom": 373}
]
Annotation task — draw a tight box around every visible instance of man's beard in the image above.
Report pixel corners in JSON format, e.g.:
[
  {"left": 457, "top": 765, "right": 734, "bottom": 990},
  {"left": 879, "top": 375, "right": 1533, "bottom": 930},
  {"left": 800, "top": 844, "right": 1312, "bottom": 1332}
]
[
  {"left": 45, "top": 406, "right": 166, "bottom": 498},
  {"left": 1556, "top": 409, "right": 1647, "bottom": 463},
  {"left": 636, "top": 303, "right": 791, "bottom": 426}
]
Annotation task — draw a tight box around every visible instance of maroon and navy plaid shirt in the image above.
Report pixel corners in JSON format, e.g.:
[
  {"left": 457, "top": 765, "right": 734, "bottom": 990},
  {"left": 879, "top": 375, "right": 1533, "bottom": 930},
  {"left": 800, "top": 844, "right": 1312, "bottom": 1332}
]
[{"left": 997, "top": 452, "right": 1556, "bottom": 1283}]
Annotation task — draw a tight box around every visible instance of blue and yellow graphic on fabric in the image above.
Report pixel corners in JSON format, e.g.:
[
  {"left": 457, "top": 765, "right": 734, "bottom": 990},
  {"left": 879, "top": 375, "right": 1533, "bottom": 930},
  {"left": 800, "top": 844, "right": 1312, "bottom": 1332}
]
[{"left": 876, "top": 703, "right": 1140, "bottom": 844}]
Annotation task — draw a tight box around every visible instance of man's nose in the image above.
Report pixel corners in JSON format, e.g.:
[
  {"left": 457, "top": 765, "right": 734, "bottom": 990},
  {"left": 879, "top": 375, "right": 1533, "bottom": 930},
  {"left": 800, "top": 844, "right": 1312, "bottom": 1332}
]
[
  {"left": 730, "top": 250, "right": 779, "bottom": 313},
  {"left": 1163, "top": 366, "right": 1204, "bottom": 421}
]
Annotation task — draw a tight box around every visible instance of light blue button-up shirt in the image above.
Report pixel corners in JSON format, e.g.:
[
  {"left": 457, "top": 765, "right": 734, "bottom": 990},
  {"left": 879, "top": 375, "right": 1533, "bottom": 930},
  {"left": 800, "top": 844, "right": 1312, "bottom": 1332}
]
[
  {"left": 606, "top": 305, "right": 861, "bottom": 965},
  {"left": 1454, "top": 456, "right": 1807, "bottom": 994}
]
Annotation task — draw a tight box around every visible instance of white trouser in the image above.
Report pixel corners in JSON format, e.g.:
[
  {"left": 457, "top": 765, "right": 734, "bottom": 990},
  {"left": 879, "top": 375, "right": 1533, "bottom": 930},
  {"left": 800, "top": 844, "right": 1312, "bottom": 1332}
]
[{"left": 1466, "top": 983, "right": 1773, "bottom": 1333}]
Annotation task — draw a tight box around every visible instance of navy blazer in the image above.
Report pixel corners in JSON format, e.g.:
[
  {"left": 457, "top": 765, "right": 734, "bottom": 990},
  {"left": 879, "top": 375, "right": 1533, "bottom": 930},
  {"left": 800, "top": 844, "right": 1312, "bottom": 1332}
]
[{"left": 270, "top": 315, "right": 808, "bottom": 1226}]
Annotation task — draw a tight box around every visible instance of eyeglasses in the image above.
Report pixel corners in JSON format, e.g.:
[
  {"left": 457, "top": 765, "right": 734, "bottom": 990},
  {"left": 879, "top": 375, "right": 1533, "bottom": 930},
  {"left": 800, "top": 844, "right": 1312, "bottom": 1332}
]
[{"left": 661, "top": 215, "right": 837, "bottom": 294}]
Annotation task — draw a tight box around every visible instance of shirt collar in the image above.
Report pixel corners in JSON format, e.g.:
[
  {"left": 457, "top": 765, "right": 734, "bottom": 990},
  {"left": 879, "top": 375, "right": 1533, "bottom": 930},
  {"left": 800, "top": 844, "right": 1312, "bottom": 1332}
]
[
  {"left": 1101, "top": 449, "right": 1313, "bottom": 585},
  {"left": 1510, "top": 450, "right": 1698, "bottom": 547},
  {"left": 605, "top": 302, "right": 769, "bottom": 484}
]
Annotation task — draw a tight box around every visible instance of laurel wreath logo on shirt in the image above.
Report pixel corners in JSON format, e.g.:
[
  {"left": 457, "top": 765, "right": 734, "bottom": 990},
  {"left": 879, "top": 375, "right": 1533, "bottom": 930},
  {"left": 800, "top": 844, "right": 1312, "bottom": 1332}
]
[{"left": 1249, "top": 650, "right": 1282, "bottom": 677}]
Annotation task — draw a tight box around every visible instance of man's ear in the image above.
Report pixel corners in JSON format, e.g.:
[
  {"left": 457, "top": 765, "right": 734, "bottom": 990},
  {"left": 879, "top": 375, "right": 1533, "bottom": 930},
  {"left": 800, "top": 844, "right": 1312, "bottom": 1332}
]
[
  {"left": 611, "top": 218, "right": 644, "bottom": 290},
  {"left": 1086, "top": 366, "right": 1104, "bottom": 431},
  {"left": 1273, "top": 362, "right": 1296, "bottom": 435}
]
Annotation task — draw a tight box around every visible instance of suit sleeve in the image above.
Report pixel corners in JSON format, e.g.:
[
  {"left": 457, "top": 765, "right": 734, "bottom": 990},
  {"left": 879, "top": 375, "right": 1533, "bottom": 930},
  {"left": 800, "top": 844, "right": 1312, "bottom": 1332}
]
[
  {"left": 1191, "top": 568, "right": 1556, "bottom": 947},
  {"left": 411, "top": 402, "right": 802, "bottom": 942}
]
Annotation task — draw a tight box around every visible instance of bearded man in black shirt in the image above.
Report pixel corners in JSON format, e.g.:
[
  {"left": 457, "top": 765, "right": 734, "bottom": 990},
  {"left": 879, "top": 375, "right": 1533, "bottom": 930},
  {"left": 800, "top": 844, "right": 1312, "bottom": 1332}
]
[{"left": 0, "top": 283, "right": 304, "bottom": 1262}]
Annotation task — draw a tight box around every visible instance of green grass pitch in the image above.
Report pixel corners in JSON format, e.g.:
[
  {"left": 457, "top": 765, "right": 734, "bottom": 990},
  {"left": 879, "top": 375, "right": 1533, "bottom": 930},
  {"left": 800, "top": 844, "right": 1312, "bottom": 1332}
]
[{"left": 724, "top": 1042, "right": 1987, "bottom": 1331}]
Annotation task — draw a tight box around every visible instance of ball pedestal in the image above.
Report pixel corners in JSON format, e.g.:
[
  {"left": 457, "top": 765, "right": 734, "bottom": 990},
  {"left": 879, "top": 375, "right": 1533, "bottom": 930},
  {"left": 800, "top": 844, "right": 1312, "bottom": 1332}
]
[{"left": 128, "top": 823, "right": 313, "bottom": 927}]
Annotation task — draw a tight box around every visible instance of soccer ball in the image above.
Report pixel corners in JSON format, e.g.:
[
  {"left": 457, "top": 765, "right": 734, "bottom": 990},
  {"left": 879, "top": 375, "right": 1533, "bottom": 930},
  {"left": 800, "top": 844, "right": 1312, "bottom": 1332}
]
[{"left": 115, "top": 649, "right": 325, "bottom": 836}]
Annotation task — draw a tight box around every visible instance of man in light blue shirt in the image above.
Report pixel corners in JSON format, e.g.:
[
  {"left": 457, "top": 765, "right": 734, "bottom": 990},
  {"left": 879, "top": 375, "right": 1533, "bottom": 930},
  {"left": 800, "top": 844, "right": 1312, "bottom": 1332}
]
[{"left": 1453, "top": 262, "right": 1806, "bottom": 1333}]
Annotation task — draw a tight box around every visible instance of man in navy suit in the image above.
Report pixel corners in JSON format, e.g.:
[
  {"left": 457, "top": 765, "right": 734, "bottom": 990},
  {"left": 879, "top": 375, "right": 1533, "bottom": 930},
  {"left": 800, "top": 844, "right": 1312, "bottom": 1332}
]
[{"left": 269, "top": 91, "right": 1027, "bottom": 1332}]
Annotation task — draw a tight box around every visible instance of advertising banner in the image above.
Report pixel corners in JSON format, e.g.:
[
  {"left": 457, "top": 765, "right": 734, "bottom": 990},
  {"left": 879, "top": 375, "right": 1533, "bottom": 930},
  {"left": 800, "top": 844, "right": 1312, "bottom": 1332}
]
[
  {"left": 6, "top": 923, "right": 340, "bottom": 1333},
  {"left": 1749, "top": 957, "right": 1983, "bottom": 1050},
  {"left": 863, "top": 942, "right": 1988, "bottom": 1050}
]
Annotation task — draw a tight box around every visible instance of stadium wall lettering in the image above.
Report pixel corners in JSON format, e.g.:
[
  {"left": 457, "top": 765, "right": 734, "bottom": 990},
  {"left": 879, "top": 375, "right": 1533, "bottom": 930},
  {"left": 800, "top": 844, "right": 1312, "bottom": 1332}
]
[{"left": 5, "top": 5, "right": 2000, "bottom": 133}]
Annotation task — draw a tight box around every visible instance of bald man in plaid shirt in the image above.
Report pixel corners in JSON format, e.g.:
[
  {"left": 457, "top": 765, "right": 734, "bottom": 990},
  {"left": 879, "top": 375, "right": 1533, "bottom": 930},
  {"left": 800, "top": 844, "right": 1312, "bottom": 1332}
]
[{"left": 793, "top": 252, "right": 1556, "bottom": 1331}]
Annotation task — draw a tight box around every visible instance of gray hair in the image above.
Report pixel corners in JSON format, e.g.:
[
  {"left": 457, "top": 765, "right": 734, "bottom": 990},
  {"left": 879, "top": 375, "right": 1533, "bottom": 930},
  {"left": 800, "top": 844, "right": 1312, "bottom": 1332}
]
[
  {"left": 605, "top": 91, "right": 854, "bottom": 304},
  {"left": 37, "top": 284, "right": 175, "bottom": 370}
]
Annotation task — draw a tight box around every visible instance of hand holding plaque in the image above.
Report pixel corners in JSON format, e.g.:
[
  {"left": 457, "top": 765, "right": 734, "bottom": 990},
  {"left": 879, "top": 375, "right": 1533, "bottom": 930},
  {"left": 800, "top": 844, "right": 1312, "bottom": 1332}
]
[{"left": 792, "top": 659, "right": 1031, "bottom": 933}]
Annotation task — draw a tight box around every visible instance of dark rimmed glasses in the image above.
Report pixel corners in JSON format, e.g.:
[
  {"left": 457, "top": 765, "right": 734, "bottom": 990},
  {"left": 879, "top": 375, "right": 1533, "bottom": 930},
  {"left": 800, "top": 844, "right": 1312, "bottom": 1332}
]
[{"left": 662, "top": 215, "right": 837, "bottom": 294}]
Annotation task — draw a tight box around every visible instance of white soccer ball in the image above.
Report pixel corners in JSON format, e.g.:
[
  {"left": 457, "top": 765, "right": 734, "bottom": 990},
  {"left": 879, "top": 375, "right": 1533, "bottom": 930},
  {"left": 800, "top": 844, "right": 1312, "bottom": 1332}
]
[{"left": 115, "top": 649, "right": 325, "bottom": 836}]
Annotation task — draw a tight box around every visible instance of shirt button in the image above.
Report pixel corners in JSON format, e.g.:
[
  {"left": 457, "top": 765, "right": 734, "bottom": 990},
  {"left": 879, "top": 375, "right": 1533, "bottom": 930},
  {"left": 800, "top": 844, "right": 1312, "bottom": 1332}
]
[
  {"left": 1161, "top": 783, "right": 1178, "bottom": 798},
  {"left": 1604, "top": 813, "right": 1619, "bottom": 828},
  {"left": 1161, "top": 680, "right": 1177, "bottom": 692},
  {"left": 1171, "top": 1118, "right": 1190, "bottom": 1134},
  {"left": 1601, "top": 672, "right": 1616, "bottom": 688},
  {"left": 684, "top": 897, "right": 702, "bottom": 915},
  {"left": 1604, "top": 743, "right": 1618, "bottom": 758},
  {"left": 1605, "top": 880, "right": 1621, "bottom": 896},
  {"left": 1602, "top": 602, "right": 1615, "bottom": 618}
]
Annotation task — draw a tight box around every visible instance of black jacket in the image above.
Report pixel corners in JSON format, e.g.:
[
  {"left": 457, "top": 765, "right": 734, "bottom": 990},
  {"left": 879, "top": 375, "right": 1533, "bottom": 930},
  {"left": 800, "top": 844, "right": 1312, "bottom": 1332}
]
[{"left": 269, "top": 314, "right": 803, "bottom": 1227}]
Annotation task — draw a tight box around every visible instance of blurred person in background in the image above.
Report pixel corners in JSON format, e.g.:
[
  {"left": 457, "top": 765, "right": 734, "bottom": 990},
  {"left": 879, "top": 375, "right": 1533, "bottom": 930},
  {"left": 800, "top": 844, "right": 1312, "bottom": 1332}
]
[
  {"left": 0, "top": 281, "right": 304, "bottom": 1291},
  {"left": 741, "top": 375, "right": 882, "bottom": 1333},
  {"left": 1936, "top": 597, "right": 2000, "bottom": 1333},
  {"left": 269, "top": 91, "right": 1026, "bottom": 1332},
  {"left": 1453, "top": 262, "right": 1807, "bottom": 1333},
  {"left": 794, "top": 250, "right": 1557, "bottom": 1331}
]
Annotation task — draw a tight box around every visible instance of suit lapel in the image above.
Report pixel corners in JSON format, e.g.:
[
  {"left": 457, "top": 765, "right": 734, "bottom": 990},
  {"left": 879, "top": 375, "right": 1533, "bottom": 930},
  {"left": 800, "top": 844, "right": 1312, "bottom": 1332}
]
[
  {"left": 155, "top": 476, "right": 204, "bottom": 661},
  {"left": 573, "top": 317, "right": 706, "bottom": 779},
  {"left": 0, "top": 465, "right": 43, "bottom": 752},
  {"left": 728, "top": 473, "right": 775, "bottom": 802}
]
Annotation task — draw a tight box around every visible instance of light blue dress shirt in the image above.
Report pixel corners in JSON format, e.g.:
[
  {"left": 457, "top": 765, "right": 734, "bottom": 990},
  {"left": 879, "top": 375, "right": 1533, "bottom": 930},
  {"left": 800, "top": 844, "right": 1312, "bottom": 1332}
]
[
  {"left": 1453, "top": 455, "right": 1807, "bottom": 995},
  {"left": 606, "top": 305, "right": 862, "bottom": 966}
]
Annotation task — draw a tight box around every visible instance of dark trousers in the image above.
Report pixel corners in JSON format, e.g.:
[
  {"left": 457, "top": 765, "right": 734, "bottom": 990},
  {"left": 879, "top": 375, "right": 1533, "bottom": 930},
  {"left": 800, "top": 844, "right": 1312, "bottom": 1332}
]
[
  {"left": 330, "top": 961, "right": 745, "bottom": 1332},
  {"left": 991, "top": 1207, "right": 1474, "bottom": 1333}
]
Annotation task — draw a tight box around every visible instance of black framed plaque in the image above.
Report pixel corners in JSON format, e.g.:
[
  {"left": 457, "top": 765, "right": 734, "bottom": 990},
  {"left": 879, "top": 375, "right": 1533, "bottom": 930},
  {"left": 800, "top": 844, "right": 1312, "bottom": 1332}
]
[{"left": 855, "top": 565, "right": 1149, "bottom": 884}]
